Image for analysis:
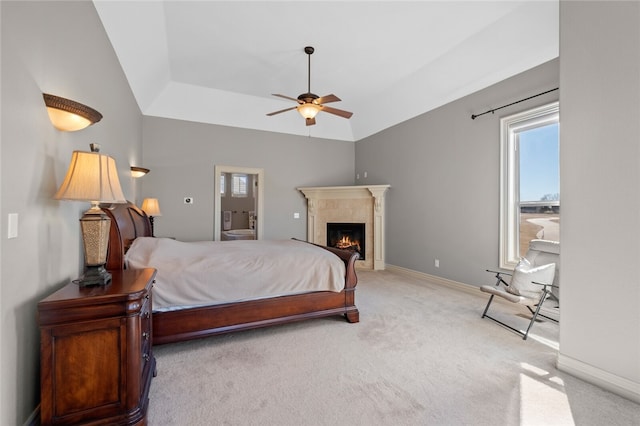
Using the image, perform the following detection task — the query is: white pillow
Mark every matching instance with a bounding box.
[507,258,556,299]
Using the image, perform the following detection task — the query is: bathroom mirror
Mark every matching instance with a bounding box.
[214,165,264,241]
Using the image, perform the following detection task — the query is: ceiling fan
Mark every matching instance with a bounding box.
[267,46,353,126]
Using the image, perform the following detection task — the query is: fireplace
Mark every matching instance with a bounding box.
[327,223,365,260]
[298,184,390,270]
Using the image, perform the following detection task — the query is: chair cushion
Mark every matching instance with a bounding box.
[507,258,556,299]
[480,285,542,305]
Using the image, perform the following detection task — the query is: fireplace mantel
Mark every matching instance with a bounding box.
[298,185,390,270]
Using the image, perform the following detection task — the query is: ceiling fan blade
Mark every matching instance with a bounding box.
[306,117,316,126]
[272,94,302,103]
[266,106,297,116]
[321,105,353,119]
[316,94,341,104]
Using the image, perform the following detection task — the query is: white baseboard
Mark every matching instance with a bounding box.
[557,354,640,404]
[385,264,480,296]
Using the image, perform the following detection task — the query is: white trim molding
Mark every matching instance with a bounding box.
[385,264,480,296]
[499,101,559,269]
[214,165,264,241]
[557,354,640,404]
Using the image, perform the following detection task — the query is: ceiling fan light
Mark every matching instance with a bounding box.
[298,103,320,119]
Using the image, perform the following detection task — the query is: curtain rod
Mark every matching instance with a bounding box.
[471,87,559,120]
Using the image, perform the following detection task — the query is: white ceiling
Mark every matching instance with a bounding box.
[94,1,558,142]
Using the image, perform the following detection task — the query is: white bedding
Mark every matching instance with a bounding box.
[124,237,346,311]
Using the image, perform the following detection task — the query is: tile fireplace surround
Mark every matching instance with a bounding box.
[298,185,390,270]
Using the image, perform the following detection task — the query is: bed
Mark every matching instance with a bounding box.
[102,201,360,345]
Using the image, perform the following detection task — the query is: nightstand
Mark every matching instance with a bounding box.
[38,268,156,425]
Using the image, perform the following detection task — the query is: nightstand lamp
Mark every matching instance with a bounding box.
[54,144,126,286]
[141,198,162,237]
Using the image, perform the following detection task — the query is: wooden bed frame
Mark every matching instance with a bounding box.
[102,202,360,345]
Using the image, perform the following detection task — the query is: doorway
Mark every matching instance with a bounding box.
[214,165,264,241]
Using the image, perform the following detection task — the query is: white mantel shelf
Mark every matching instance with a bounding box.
[297,185,391,199]
[298,185,390,270]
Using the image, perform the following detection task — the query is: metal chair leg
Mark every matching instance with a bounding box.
[482,295,495,318]
[522,289,549,340]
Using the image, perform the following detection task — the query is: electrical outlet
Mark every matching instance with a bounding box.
[184,197,194,204]
[293,212,300,219]
[434,259,440,268]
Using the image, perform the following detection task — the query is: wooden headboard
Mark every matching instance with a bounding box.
[101,201,152,270]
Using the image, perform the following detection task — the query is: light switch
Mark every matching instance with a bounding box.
[8,213,18,239]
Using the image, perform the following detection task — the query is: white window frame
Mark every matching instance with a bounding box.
[231,173,248,198]
[500,101,559,269]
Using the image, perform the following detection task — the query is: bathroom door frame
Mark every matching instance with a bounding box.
[214,165,264,241]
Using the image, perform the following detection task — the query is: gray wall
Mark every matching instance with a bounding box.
[355,59,559,287]
[141,117,355,242]
[1,2,143,424]
[558,1,639,395]
[2,2,639,423]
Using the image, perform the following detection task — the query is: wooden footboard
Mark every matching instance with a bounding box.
[153,246,359,345]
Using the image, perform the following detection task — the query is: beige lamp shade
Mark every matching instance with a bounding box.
[54,150,126,203]
[43,93,103,132]
[141,198,162,216]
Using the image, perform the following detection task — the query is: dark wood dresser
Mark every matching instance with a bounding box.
[38,268,156,425]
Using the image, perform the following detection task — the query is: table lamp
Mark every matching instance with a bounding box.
[54,144,126,286]
[141,198,162,237]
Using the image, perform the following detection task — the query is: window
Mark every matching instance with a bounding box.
[220,174,226,197]
[500,102,559,269]
[231,173,248,198]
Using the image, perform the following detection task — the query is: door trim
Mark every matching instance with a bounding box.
[214,165,264,241]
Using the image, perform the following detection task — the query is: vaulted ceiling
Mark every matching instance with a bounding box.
[94,1,558,141]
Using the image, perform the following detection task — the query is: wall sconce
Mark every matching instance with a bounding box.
[54,143,126,286]
[130,166,150,178]
[43,93,103,131]
[141,198,162,237]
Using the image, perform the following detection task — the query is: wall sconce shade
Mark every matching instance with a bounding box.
[130,166,150,178]
[43,93,103,131]
[141,198,162,237]
[55,144,126,286]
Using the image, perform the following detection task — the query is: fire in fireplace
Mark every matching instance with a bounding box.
[327,223,365,260]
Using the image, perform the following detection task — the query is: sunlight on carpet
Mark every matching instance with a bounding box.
[520,362,575,425]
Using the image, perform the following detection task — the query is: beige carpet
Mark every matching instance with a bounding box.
[148,270,640,425]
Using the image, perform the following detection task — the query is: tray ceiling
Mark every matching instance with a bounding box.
[94,1,558,141]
